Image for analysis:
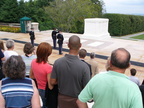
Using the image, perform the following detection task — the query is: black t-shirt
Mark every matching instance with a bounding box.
[0,49,5,80]
[0,49,4,67]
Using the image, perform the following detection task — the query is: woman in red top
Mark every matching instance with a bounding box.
[30,42,52,108]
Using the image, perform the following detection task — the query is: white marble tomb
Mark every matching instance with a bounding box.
[31,22,40,32]
[83,18,111,40]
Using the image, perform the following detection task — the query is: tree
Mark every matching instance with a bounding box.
[17,0,28,19]
[91,0,105,16]
[0,0,5,7]
[35,0,52,7]
[27,0,54,30]
[0,0,19,22]
[45,0,104,33]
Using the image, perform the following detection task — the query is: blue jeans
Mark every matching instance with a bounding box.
[38,89,47,108]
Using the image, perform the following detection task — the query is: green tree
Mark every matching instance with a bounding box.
[35,0,52,7]
[27,0,54,30]
[0,0,5,22]
[91,0,105,16]
[0,0,5,7]
[17,0,29,19]
[45,0,104,33]
[0,0,19,22]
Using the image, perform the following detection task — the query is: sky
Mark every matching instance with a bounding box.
[21,0,144,15]
[103,0,144,15]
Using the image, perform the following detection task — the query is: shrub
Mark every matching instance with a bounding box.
[103,14,144,36]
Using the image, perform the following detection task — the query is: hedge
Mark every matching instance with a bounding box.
[103,14,144,36]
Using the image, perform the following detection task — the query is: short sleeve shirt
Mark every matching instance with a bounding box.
[78,71,143,108]
[51,54,90,97]
[31,59,52,90]
[21,55,37,76]
[4,50,18,62]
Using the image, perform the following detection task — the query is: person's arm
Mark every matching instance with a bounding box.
[31,80,41,108]
[0,81,5,108]
[29,31,32,35]
[50,78,57,86]
[76,99,88,108]
[29,68,35,79]
[62,35,64,41]
[88,64,92,77]
[33,32,35,39]
[130,90,143,108]
[1,57,5,61]
[50,63,58,87]
[82,66,90,88]
[47,73,53,90]
[0,50,5,61]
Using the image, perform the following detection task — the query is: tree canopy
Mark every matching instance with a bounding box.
[0,0,18,22]
[45,0,104,33]
[0,0,104,33]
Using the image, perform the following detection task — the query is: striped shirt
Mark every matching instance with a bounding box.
[1,77,34,108]
[21,55,37,76]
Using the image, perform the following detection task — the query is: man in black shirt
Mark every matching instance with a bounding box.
[57,30,64,55]
[51,28,59,49]
[29,28,35,47]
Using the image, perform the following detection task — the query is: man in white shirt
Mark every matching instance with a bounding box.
[4,39,18,62]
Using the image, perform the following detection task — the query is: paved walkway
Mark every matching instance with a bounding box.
[113,31,144,41]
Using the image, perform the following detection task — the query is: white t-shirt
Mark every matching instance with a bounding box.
[4,50,18,62]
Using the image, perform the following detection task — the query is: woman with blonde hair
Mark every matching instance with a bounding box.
[30,42,52,108]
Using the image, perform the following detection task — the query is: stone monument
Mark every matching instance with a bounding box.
[83,18,111,40]
[31,22,39,32]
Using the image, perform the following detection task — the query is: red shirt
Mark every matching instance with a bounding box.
[31,59,52,90]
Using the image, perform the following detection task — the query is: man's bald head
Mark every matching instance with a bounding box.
[68,35,81,50]
[110,48,131,69]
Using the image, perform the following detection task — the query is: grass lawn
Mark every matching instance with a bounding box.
[131,34,144,40]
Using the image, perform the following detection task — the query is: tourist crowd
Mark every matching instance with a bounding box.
[0,35,143,108]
